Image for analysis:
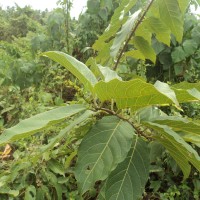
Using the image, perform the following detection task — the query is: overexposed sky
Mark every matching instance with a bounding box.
[0,0,199,18]
[0,0,87,19]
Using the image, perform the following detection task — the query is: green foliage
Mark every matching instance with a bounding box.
[0,0,200,199]
[75,116,135,194]
[102,137,150,200]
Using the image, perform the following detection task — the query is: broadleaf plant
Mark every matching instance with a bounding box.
[0,0,200,199]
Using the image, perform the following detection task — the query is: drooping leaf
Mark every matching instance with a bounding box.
[144,122,200,179]
[42,51,97,92]
[154,117,200,148]
[135,22,152,45]
[75,116,135,194]
[0,104,86,146]
[97,64,122,82]
[154,81,179,107]
[110,10,141,58]
[158,0,183,42]
[173,88,200,103]
[104,137,150,200]
[94,79,179,110]
[132,36,156,63]
[125,50,145,61]
[139,106,200,148]
[144,17,171,46]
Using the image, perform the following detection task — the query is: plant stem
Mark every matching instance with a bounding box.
[113,0,155,71]
[97,107,152,140]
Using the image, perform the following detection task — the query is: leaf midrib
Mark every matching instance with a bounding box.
[81,120,122,193]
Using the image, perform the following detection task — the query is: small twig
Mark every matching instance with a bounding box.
[113,0,155,71]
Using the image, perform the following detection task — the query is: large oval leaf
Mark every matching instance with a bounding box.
[94,79,178,110]
[42,51,98,92]
[104,137,150,200]
[75,116,135,194]
[158,0,183,42]
[0,104,86,146]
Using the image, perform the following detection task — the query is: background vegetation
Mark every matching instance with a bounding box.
[0,0,200,199]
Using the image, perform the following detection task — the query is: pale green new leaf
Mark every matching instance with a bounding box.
[159,0,183,43]
[171,81,200,102]
[125,50,145,61]
[135,22,152,45]
[94,79,178,110]
[0,105,86,146]
[177,0,190,13]
[172,81,200,91]
[110,10,141,58]
[97,65,122,82]
[42,51,97,92]
[173,88,200,103]
[144,17,171,46]
[144,122,200,179]
[132,36,156,63]
[154,81,179,107]
[104,137,150,200]
[75,116,135,194]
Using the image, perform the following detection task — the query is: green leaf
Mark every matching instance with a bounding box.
[97,64,122,82]
[183,39,198,57]
[92,0,137,65]
[0,104,86,146]
[93,0,137,51]
[139,106,200,148]
[0,187,19,197]
[132,36,156,63]
[159,0,183,42]
[172,81,200,91]
[177,0,190,13]
[110,10,141,58]
[173,87,200,103]
[48,159,65,176]
[171,46,186,63]
[94,79,178,110]
[144,122,200,179]
[87,0,100,14]
[40,110,94,155]
[42,51,97,92]
[75,116,135,194]
[154,118,200,148]
[174,64,184,76]
[25,185,36,200]
[154,81,179,107]
[104,137,150,200]
[144,17,171,46]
